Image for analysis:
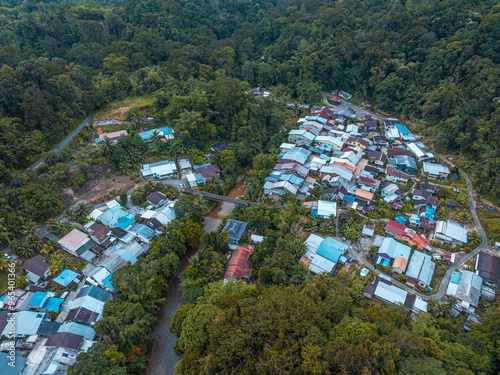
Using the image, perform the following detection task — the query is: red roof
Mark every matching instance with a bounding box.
[412,234,429,249]
[225,246,253,280]
[358,176,378,186]
[299,255,312,267]
[387,148,412,157]
[385,220,407,236]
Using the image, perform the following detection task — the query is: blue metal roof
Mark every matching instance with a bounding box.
[130,223,155,239]
[406,251,435,285]
[29,291,48,307]
[99,205,135,229]
[394,123,410,135]
[425,205,435,221]
[53,269,79,287]
[343,195,355,203]
[42,297,64,312]
[316,238,347,263]
[450,271,462,284]
[395,215,407,224]
[102,273,114,291]
[116,249,137,264]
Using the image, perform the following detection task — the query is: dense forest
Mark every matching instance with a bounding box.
[1,0,500,374]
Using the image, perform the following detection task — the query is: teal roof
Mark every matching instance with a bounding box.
[42,297,64,312]
[53,269,79,287]
[29,291,48,307]
[102,273,114,291]
[316,238,348,263]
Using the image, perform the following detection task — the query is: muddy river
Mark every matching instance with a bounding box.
[146,177,246,375]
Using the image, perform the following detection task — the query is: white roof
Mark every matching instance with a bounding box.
[279,143,296,149]
[315,136,344,148]
[186,173,196,182]
[414,298,428,312]
[87,266,111,284]
[2,311,46,337]
[423,162,450,175]
[442,220,468,243]
[346,124,358,133]
[87,209,103,221]
[386,128,400,139]
[106,200,120,209]
[374,281,407,305]
[141,210,156,219]
[317,200,337,217]
[407,142,426,158]
[305,233,324,252]
[272,180,298,195]
[251,234,265,243]
[362,226,374,236]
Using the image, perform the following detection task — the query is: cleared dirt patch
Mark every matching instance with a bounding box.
[94,95,154,122]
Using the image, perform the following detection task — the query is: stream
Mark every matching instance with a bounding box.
[146,177,246,375]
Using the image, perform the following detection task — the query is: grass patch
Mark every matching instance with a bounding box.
[94,95,155,122]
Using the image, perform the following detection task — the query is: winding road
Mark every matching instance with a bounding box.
[350,167,488,301]
[28,113,94,172]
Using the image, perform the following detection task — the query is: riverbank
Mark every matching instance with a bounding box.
[146,176,246,375]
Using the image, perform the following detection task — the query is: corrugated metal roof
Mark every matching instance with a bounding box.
[53,269,79,287]
[406,251,435,285]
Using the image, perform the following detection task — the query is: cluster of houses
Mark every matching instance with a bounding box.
[139,142,226,184]
[0,192,178,374]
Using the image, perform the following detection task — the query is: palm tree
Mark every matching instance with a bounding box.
[101,139,115,156]
[16,244,36,258]
[151,130,162,145]
[21,221,40,240]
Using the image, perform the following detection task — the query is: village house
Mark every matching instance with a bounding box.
[321,186,347,201]
[407,142,434,161]
[364,277,427,314]
[387,155,417,175]
[446,270,482,312]
[58,229,96,262]
[146,191,168,207]
[225,246,253,282]
[376,238,411,273]
[177,156,192,171]
[23,255,50,283]
[405,251,435,289]
[95,130,127,145]
[422,162,451,180]
[141,160,178,179]
[357,176,380,193]
[385,166,412,185]
[314,135,344,151]
[288,129,316,146]
[299,234,348,274]
[372,134,389,147]
[222,219,247,249]
[475,251,500,288]
[368,151,387,166]
[435,220,468,245]
[193,164,221,182]
[210,142,227,152]
[346,137,369,150]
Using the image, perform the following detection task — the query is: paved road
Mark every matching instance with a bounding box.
[28,113,94,172]
[351,168,487,301]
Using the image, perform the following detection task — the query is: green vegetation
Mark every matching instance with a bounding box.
[0,0,499,374]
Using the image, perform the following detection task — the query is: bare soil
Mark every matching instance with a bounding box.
[64,165,138,207]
